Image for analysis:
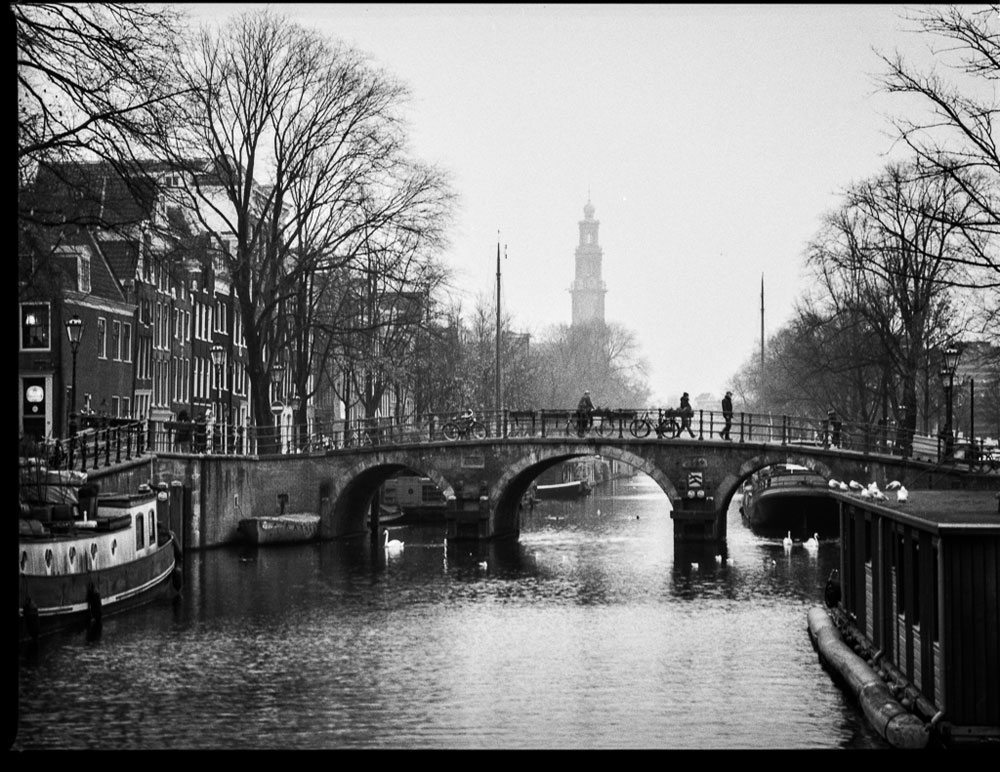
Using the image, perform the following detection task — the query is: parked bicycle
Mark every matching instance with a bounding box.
[442,415,488,440]
[628,409,680,439]
[629,411,656,438]
[591,408,619,438]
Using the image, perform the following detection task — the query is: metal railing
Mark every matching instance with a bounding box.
[18,418,150,474]
[20,407,995,474]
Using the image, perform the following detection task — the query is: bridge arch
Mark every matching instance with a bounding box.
[711,452,838,515]
[491,446,680,536]
[331,455,458,535]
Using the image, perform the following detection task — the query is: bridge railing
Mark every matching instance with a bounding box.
[240,407,932,459]
[18,418,150,475]
[22,408,969,471]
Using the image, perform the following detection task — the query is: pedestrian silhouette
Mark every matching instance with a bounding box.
[679,392,695,438]
[720,390,733,440]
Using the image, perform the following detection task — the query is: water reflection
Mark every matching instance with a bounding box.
[15,472,887,750]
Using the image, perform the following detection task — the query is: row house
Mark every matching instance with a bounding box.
[18,160,250,448]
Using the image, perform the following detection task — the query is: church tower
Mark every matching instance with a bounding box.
[570,198,606,326]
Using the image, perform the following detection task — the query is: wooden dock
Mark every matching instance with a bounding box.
[821,488,999,747]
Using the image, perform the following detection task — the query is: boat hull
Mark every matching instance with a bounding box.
[237,514,320,544]
[741,487,839,539]
[18,537,177,643]
[535,480,591,500]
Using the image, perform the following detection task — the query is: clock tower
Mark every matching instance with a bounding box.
[570,198,606,327]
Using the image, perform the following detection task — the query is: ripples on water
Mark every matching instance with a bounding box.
[14,474,888,750]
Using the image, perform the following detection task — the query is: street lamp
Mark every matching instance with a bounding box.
[210,344,226,452]
[65,314,84,436]
[270,364,285,453]
[940,345,961,460]
[289,389,301,453]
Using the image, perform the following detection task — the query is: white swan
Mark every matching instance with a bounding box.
[477,560,488,570]
[828,479,840,489]
[838,481,849,491]
[782,531,793,549]
[804,533,819,550]
[848,480,863,491]
[382,530,404,552]
[886,481,901,491]
[714,554,723,563]
[896,485,909,503]
[690,562,699,571]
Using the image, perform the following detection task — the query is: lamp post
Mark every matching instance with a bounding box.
[289,389,301,453]
[270,364,285,453]
[940,345,960,461]
[210,344,226,453]
[65,314,84,437]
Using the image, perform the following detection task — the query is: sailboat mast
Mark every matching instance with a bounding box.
[760,273,765,405]
[495,239,501,417]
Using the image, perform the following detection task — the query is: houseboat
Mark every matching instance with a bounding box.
[18,461,181,643]
[380,475,447,523]
[739,463,838,540]
[810,488,1000,748]
[236,513,321,544]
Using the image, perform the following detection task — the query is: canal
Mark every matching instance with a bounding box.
[13,473,889,749]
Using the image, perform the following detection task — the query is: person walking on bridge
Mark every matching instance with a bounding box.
[720,391,733,440]
[576,390,595,436]
[679,392,696,438]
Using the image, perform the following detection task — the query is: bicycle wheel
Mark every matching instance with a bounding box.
[630,418,651,438]
[595,416,617,438]
[442,422,460,440]
[470,421,487,440]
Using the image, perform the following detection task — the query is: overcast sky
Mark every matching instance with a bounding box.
[181,3,949,405]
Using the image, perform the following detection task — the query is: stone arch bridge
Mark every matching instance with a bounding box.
[217,435,930,545]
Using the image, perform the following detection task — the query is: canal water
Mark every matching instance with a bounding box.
[13,473,889,750]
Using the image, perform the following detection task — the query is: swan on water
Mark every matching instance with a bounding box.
[804,533,819,550]
[477,560,488,570]
[383,530,404,551]
[782,531,793,549]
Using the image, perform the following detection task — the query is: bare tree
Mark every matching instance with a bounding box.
[148,9,453,444]
[530,321,650,409]
[877,5,1000,333]
[806,162,970,444]
[17,3,186,210]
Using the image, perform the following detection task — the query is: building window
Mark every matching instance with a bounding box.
[96,317,107,359]
[111,395,120,417]
[122,397,131,419]
[122,323,132,362]
[83,393,92,414]
[77,251,91,293]
[20,302,50,350]
[111,320,121,361]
